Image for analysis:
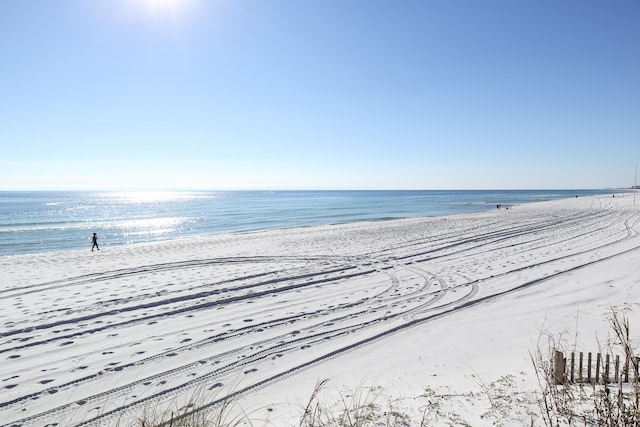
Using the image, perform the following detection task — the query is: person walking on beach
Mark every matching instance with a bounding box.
[91,233,99,251]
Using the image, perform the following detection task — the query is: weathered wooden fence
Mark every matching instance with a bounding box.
[553,350,640,385]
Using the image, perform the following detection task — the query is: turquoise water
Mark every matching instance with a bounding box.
[0,189,626,256]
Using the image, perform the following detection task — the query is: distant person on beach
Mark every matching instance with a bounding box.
[91,233,99,251]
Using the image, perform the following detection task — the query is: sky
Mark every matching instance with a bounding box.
[0,0,638,191]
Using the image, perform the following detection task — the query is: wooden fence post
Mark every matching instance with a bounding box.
[570,352,575,383]
[579,352,584,383]
[553,350,565,385]
[624,355,630,383]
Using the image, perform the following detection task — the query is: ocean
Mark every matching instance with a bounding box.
[0,189,626,256]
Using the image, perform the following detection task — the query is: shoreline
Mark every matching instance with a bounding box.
[2,194,640,425]
[1,189,632,258]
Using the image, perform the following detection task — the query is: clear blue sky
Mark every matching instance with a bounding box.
[1,0,638,190]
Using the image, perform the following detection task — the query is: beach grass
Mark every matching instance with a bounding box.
[125,309,640,427]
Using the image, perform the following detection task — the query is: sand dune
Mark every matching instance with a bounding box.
[2,194,640,426]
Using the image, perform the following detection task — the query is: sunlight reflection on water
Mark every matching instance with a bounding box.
[117,217,187,234]
[103,191,208,203]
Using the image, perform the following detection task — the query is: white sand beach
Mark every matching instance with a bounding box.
[2,194,640,426]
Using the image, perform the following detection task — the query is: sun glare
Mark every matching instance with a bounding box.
[136,0,193,15]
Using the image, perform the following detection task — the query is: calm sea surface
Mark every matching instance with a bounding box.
[0,190,626,256]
